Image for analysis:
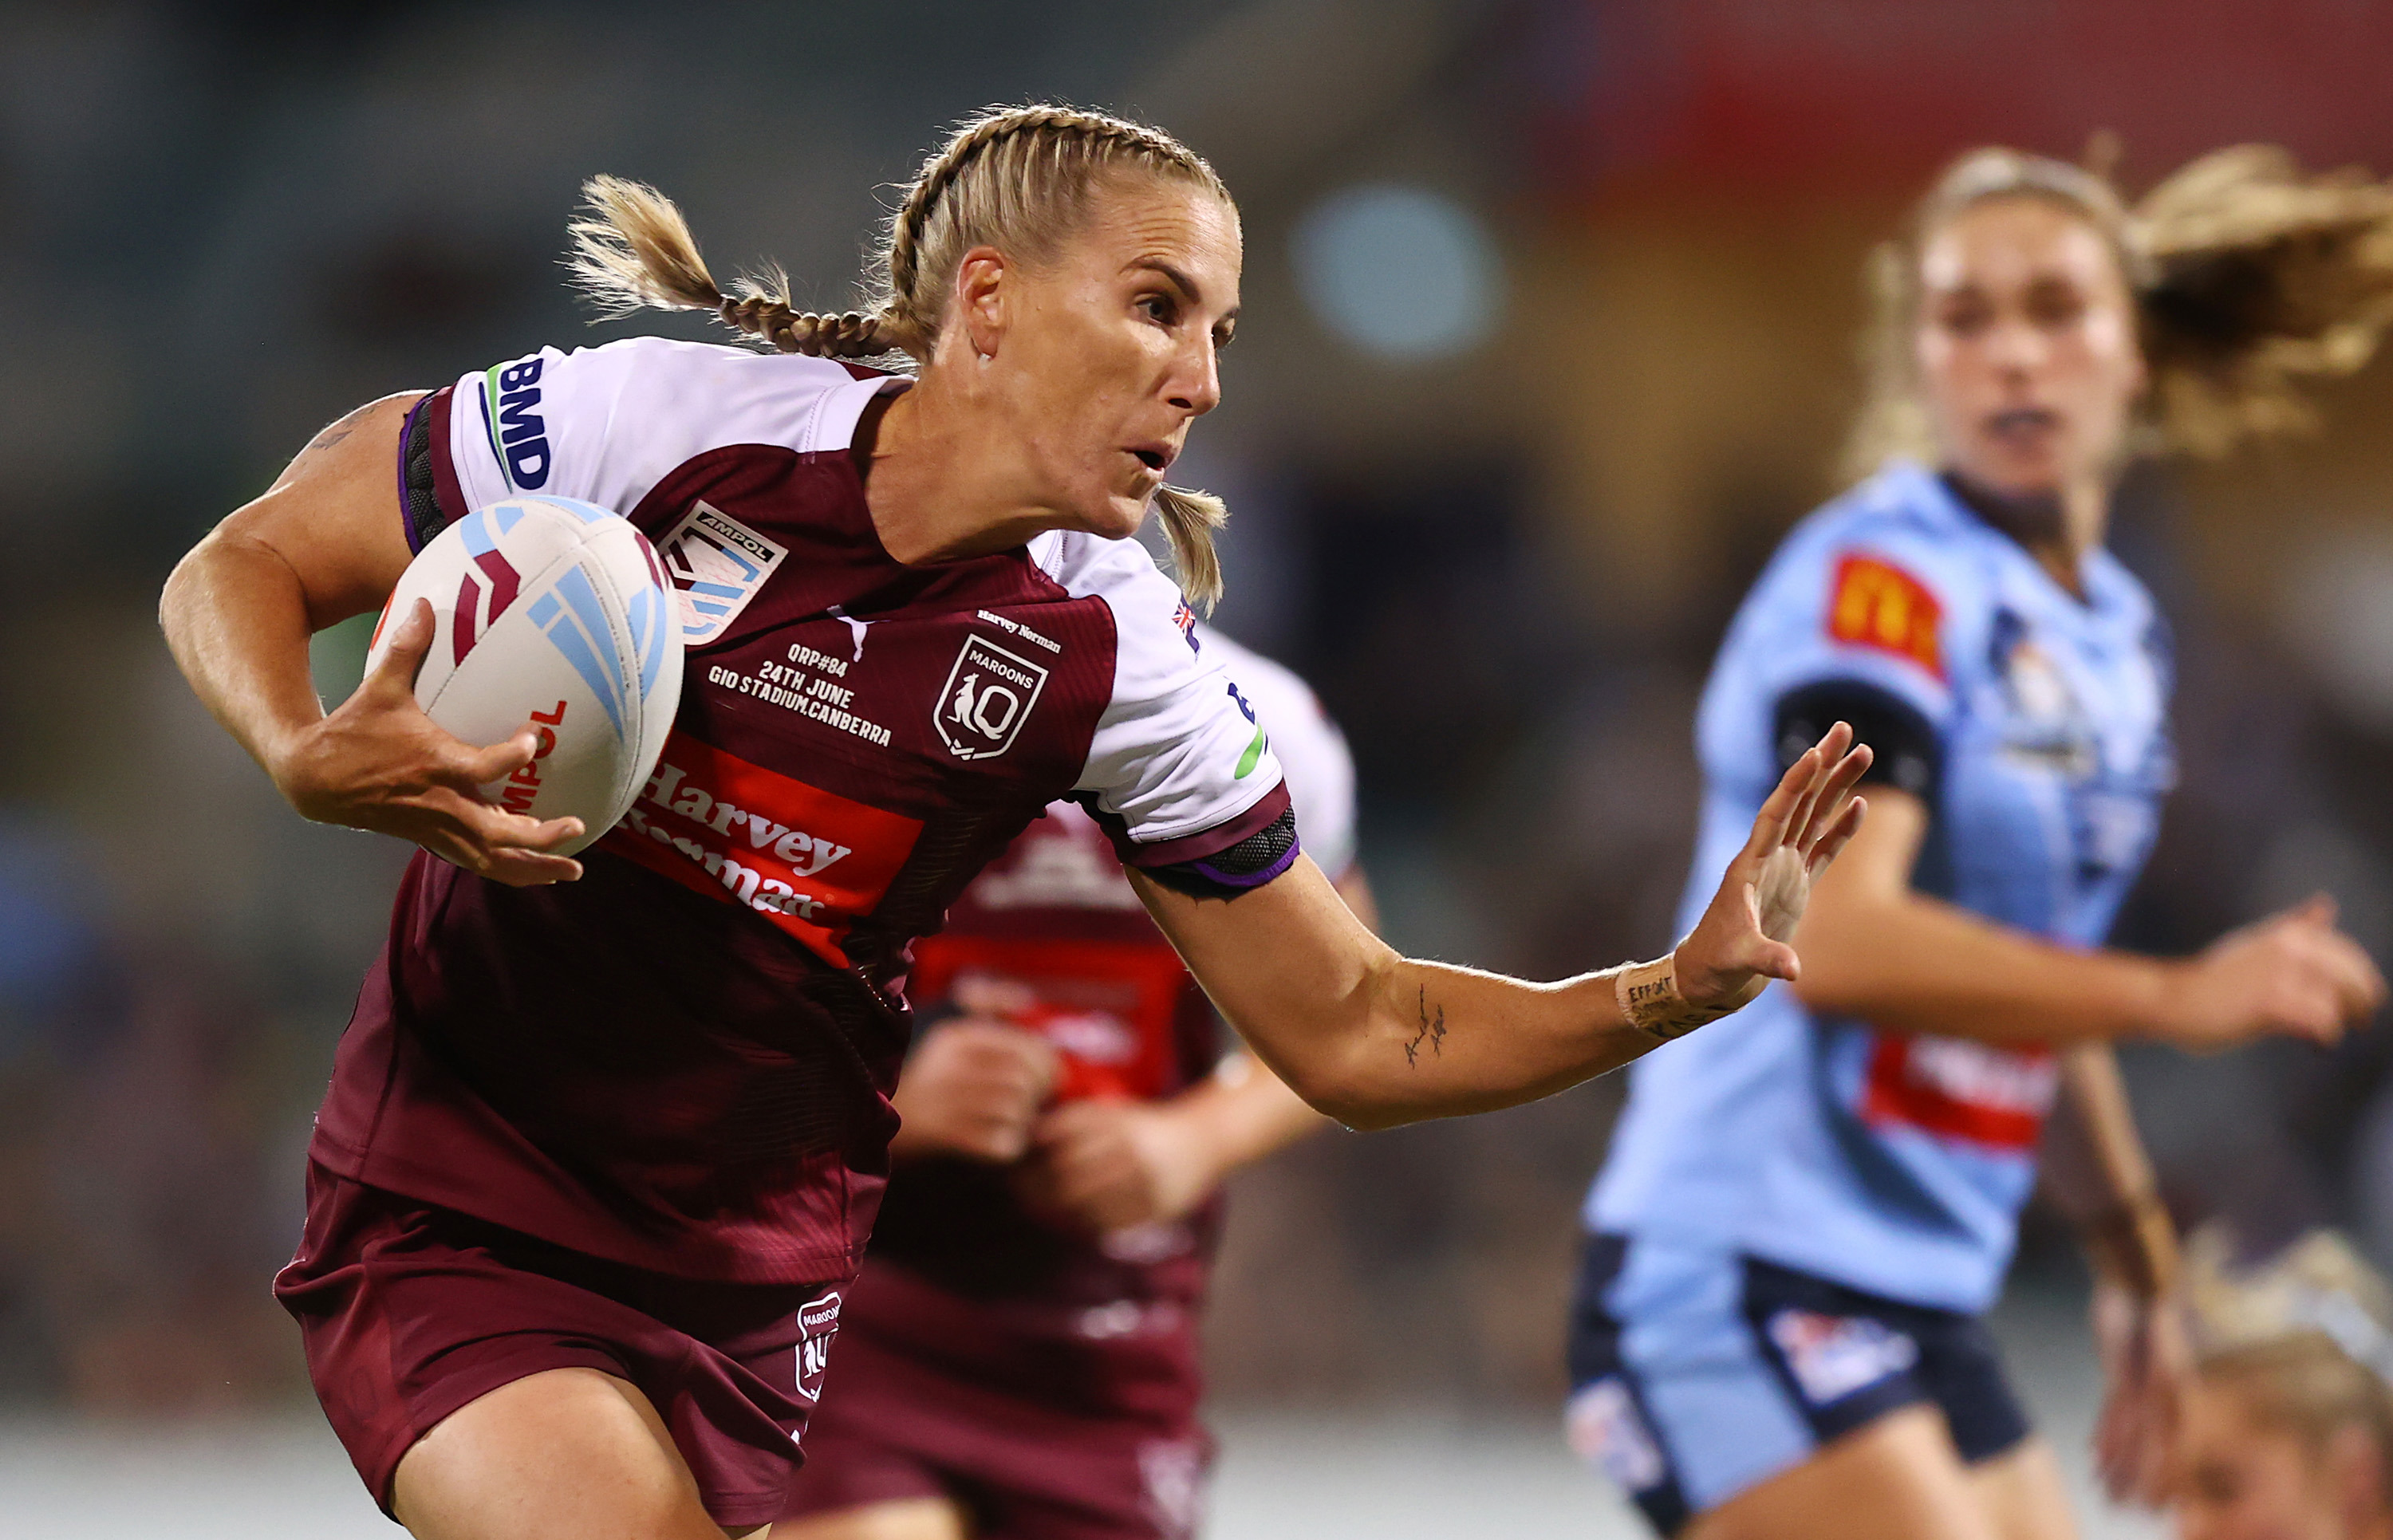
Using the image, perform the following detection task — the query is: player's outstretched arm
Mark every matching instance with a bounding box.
[1135,729,1869,1131]
[158,392,585,884]
[1792,786,2385,1049]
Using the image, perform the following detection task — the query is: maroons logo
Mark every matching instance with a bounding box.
[936,634,1050,761]
[794,1290,842,1403]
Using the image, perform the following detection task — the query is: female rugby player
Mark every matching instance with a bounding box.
[2175,1228,2393,1540]
[1569,144,2393,1540]
[779,625,1366,1540]
[160,105,1868,1540]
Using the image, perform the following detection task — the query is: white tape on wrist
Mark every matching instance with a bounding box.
[1614,955,1741,1042]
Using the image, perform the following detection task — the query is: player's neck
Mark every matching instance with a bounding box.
[857,373,1072,566]
[1940,468,2106,601]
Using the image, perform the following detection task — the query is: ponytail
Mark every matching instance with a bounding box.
[2135,145,2393,455]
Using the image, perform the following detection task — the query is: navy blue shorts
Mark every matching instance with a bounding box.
[1563,1232,2032,1535]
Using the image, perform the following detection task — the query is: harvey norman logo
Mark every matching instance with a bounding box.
[603,732,924,966]
[936,633,1050,761]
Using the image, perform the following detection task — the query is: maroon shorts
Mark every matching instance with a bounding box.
[274,1163,846,1530]
[782,1317,1210,1540]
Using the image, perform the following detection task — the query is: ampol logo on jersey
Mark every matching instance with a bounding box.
[657,501,790,645]
[936,633,1050,760]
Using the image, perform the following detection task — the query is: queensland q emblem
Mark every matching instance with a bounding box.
[794,1289,842,1404]
[936,634,1050,761]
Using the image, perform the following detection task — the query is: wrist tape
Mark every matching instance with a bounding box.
[1614,955,1747,1042]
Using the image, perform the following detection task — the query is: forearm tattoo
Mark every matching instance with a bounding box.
[1402,986,1448,1067]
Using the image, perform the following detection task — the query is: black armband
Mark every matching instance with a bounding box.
[399,393,449,553]
[1773,679,1942,800]
[1140,807,1301,900]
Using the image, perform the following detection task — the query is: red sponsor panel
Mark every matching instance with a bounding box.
[601,730,924,967]
[1859,1033,2056,1153]
[906,935,1189,1102]
[1828,553,1945,680]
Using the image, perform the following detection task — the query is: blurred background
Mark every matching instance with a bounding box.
[4,0,2392,1533]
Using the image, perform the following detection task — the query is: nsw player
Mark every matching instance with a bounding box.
[160,105,1868,1539]
[779,625,1366,1540]
[1571,147,2393,1540]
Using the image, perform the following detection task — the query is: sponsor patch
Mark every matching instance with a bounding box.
[1828,553,1944,679]
[936,633,1051,761]
[1566,1377,1668,1492]
[658,501,790,646]
[600,731,923,967]
[1766,1308,1918,1407]
[794,1290,842,1403]
[1859,1032,2058,1152]
[479,356,552,491]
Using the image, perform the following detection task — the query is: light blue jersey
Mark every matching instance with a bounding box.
[1587,463,2174,1313]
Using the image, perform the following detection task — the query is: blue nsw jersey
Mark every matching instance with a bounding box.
[1587,463,2175,1313]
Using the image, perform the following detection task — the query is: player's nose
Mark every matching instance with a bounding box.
[1165,339,1223,416]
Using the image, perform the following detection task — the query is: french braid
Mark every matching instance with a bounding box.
[565,106,1238,605]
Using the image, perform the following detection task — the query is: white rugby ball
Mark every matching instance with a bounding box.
[366,495,684,857]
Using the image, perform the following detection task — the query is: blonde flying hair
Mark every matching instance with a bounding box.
[2186,1226,2393,1485]
[566,104,1236,607]
[1844,143,2393,481]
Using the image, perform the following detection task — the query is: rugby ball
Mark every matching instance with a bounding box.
[366,495,684,857]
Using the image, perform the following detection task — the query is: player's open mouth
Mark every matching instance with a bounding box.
[1126,444,1173,474]
[1984,407,2060,447]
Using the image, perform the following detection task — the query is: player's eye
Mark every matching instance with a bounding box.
[2025,282,2087,330]
[1933,294,1993,337]
[1138,293,1177,325]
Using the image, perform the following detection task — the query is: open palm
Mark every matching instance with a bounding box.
[1676,723,1872,1012]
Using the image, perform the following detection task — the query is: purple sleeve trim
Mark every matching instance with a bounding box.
[1181,837,1302,892]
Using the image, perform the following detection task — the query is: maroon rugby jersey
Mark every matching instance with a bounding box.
[852,628,1357,1420]
[309,338,1291,1284]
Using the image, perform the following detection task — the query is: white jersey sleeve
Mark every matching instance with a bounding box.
[1032,532,1290,865]
[434,337,900,524]
[1194,624,1358,879]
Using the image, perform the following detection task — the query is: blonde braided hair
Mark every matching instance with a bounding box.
[1843,144,2393,479]
[566,104,1237,606]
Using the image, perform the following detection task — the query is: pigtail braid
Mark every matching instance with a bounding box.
[1153,483,1228,612]
[566,175,905,360]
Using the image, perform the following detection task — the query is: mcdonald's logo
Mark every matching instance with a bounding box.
[1827,553,1943,679]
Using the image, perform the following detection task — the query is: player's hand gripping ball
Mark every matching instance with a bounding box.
[358,497,684,865]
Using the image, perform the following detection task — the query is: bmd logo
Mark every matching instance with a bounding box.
[936,634,1049,761]
[479,356,552,490]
